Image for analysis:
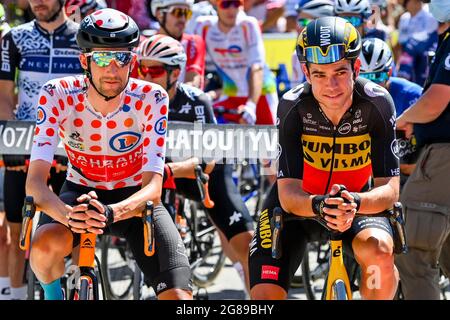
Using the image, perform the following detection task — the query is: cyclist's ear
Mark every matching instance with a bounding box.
[79,53,88,71]
[301,63,311,84]
[352,58,361,80]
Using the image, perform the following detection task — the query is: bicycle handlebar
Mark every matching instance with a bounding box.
[194,165,215,209]
[19,196,36,251]
[143,201,155,257]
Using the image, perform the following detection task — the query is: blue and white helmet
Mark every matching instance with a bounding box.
[296,0,335,18]
[335,0,372,19]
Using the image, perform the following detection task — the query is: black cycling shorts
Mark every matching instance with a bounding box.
[4,166,66,223]
[36,180,192,296]
[174,164,254,240]
[249,184,393,292]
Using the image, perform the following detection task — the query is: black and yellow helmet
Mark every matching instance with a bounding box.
[296,16,361,65]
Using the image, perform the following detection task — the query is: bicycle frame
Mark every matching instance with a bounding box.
[323,234,352,300]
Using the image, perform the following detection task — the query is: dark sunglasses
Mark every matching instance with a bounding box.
[86,51,133,68]
[163,6,193,19]
[218,0,243,10]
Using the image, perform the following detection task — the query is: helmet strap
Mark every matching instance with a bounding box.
[166,69,178,92]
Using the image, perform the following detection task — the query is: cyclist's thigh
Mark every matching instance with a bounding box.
[249,184,308,292]
[115,204,192,296]
[4,169,27,224]
[207,164,254,240]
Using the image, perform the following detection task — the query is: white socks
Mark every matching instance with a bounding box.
[0,277,11,300]
[10,285,27,300]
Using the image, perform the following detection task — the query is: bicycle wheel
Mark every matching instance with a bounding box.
[186,201,226,288]
[100,235,135,300]
[26,261,44,300]
[332,279,348,300]
[301,241,329,300]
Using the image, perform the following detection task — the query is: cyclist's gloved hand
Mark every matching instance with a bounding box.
[332,184,361,212]
[239,101,257,125]
[86,201,114,228]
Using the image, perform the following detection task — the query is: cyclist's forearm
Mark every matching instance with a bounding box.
[355,176,400,214]
[26,176,70,225]
[111,174,163,222]
[248,64,263,104]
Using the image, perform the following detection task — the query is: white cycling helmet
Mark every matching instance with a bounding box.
[335,0,372,18]
[137,34,187,70]
[360,38,393,73]
[150,0,194,18]
[296,0,335,18]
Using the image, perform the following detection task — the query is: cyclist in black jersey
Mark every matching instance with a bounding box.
[136,34,255,293]
[249,17,400,300]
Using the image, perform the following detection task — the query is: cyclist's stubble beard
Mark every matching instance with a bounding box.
[32,2,62,23]
[95,76,126,98]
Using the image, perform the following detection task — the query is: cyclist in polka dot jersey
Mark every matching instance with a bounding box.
[26,9,193,300]
[32,75,168,190]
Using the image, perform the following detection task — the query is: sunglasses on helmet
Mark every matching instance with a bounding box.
[218,0,243,10]
[304,44,347,64]
[162,6,193,19]
[360,72,390,83]
[85,51,134,68]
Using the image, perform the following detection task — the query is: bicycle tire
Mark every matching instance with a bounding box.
[79,277,91,300]
[100,235,134,300]
[187,201,226,288]
[132,264,143,300]
[332,279,348,300]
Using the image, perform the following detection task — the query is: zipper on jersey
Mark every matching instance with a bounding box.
[48,32,54,79]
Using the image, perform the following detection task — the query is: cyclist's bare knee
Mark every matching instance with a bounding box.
[353,229,394,268]
[157,288,193,300]
[250,284,286,300]
[31,224,73,262]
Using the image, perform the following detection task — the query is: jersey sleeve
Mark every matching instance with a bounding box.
[0,31,19,81]
[368,88,400,178]
[185,35,206,77]
[277,89,304,180]
[142,86,169,176]
[245,18,265,67]
[429,41,450,87]
[29,81,63,164]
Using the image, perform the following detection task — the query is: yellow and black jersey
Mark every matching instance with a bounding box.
[277,77,400,195]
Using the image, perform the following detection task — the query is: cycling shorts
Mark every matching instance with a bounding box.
[36,180,192,295]
[249,184,393,292]
[173,164,254,240]
[5,166,66,223]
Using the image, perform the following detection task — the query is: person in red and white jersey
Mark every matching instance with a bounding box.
[192,0,278,125]
[150,0,206,90]
[25,9,192,300]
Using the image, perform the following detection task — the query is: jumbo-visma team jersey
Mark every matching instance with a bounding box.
[30,75,169,190]
[193,14,276,97]
[277,78,400,195]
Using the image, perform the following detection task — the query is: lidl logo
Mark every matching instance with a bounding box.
[37,107,46,125]
[110,131,141,152]
[155,117,167,135]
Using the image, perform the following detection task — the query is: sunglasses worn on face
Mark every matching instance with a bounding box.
[163,6,193,19]
[304,44,347,64]
[218,0,243,10]
[86,51,133,68]
[297,18,311,27]
[341,15,364,27]
[360,72,390,83]
[139,65,176,78]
